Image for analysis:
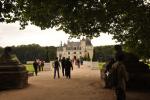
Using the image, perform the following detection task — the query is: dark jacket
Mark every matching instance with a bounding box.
[54,60,60,68]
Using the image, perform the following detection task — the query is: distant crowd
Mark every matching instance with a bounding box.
[32,57,84,79]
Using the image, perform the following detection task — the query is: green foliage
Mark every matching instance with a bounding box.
[148,64,150,69]
[1,0,150,59]
[0,44,57,64]
[98,62,105,70]
[123,43,150,60]
[0,47,3,55]
[24,64,34,72]
[93,45,114,61]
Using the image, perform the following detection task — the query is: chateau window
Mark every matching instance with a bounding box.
[68,52,70,54]
[74,52,76,54]
[74,47,76,50]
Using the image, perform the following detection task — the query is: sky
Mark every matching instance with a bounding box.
[0,22,117,47]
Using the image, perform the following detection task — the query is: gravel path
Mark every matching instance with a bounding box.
[0,65,149,100]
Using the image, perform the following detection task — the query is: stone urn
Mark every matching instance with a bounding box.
[0,64,28,89]
[0,47,28,89]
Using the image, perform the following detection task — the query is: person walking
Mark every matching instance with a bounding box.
[111,54,128,100]
[33,59,38,76]
[54,57,60,79]
[65,58,73,79]
[41,60,45,71]
[38,59,41,72]
[61,57,66,76]
[76,59,80,68]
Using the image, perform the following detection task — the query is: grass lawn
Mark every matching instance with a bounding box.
[24,64,34,72]
[98,62,105,70]
[148,64,150,69]
[98,62,150,70]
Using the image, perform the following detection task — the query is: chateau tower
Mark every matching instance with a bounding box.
[57,38,93,60]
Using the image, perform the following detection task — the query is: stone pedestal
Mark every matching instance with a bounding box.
[0,64,28,89]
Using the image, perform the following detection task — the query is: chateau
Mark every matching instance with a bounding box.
[57,38,93,60]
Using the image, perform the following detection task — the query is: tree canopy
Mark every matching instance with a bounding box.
[0,0,150,58]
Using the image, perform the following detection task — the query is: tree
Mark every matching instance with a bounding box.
[0,47,3,55]
[93,45,114,61]
[10,44,57,63]
[1,0,150,59]
[0,0,19,23]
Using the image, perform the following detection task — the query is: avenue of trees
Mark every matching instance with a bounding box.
[0,44,56,64]
[0,0,150,59]
[93,45,114,61]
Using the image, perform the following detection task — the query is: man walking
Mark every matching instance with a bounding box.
[61,57,66,76]
[65,58,73,79]
[54,57,60,79]
[41,60,45,71]
[33,59,38,76]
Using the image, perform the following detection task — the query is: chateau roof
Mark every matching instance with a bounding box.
[67,42,80,47]
[57,38,92,51]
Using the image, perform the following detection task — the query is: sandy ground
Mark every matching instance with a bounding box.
[0,65,150,100]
